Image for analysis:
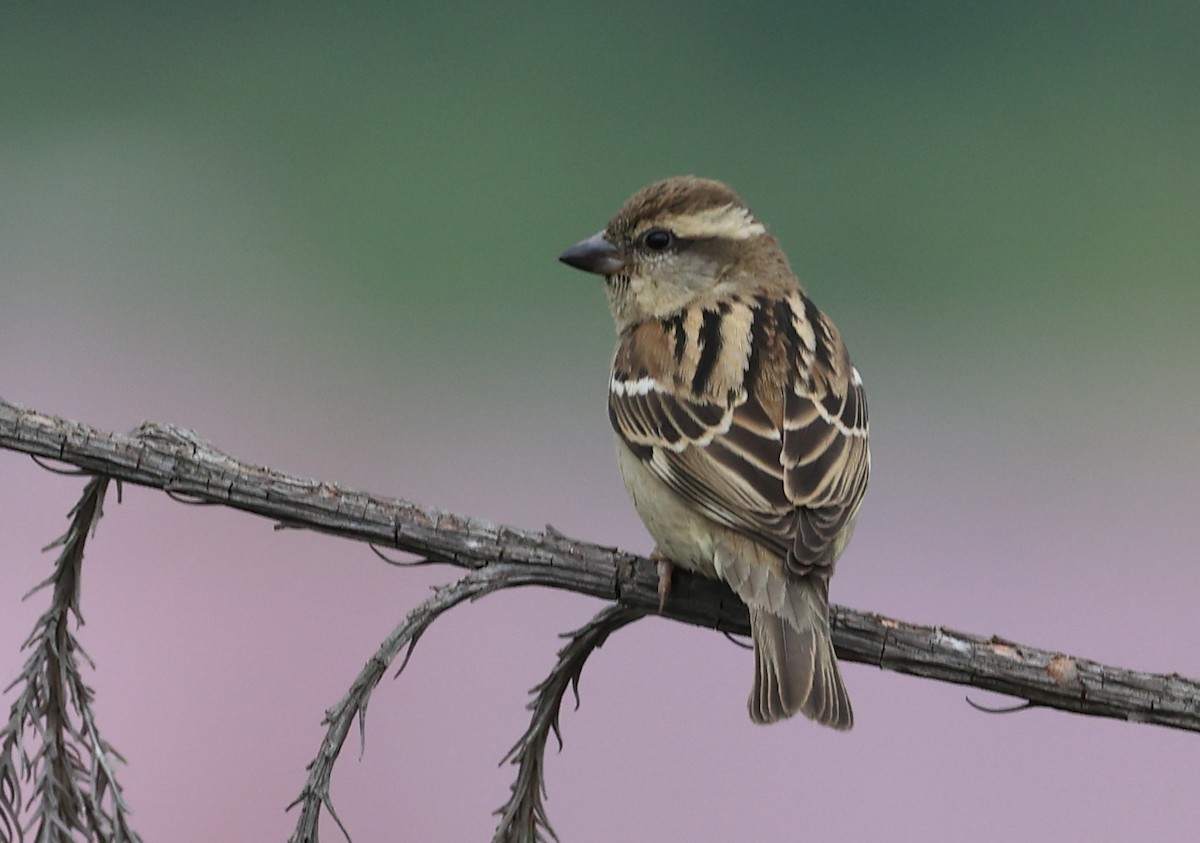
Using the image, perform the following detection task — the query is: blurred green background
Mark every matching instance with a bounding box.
[2,3,1198,841]
[6,1,1197,415]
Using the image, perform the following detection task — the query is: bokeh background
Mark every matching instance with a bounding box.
[2,2,1198,840]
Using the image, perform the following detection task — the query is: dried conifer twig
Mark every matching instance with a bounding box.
[493,605,647,843]
[0,477,142,843]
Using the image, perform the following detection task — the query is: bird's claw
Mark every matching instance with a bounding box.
[650,550,674,613]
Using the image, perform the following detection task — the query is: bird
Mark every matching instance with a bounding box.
[558,176,869,728]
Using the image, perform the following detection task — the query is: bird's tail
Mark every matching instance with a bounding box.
[748,578,852,729]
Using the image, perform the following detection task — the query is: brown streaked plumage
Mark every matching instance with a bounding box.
[559,176,869,728]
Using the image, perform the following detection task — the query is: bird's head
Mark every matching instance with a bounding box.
[559,176,793,329]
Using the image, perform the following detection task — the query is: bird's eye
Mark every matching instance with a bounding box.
[642,228,674,251]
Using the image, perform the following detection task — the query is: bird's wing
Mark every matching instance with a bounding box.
[609,292,869,570]
[780,304,870,574]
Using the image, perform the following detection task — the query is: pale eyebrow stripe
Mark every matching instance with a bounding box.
[660,204,766,240]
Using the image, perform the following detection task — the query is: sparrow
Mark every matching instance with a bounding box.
[558,177,869,728]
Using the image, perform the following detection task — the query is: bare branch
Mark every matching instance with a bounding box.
[3,400,1196,735]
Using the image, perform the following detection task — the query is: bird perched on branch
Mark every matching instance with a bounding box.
[559,177,869,728]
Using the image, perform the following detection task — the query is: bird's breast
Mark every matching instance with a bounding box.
[614,437,722,579]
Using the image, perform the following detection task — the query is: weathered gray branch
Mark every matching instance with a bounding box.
[2,398,1198,734]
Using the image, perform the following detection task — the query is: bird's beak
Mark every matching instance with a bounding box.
[558,231,625,276]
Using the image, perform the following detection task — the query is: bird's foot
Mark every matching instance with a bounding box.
[650,550,674,613]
